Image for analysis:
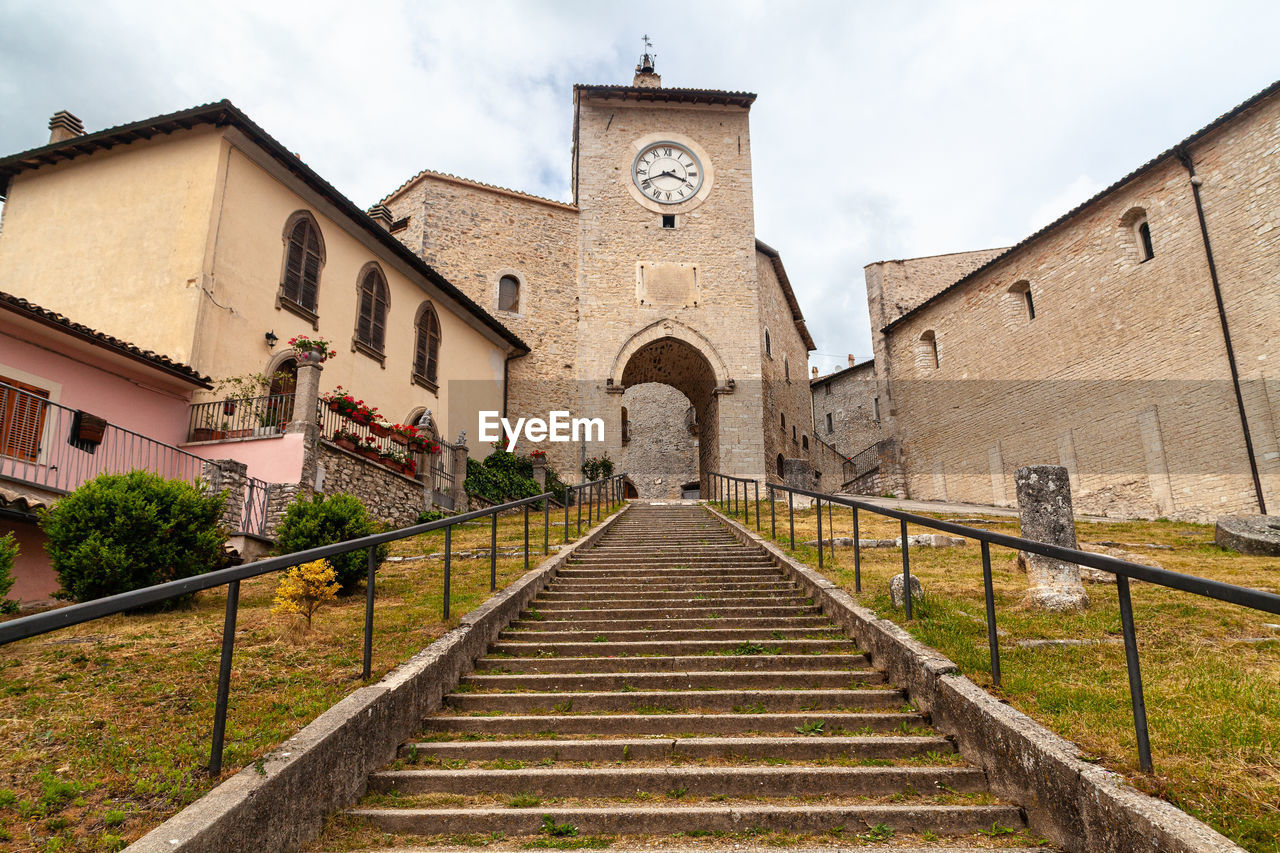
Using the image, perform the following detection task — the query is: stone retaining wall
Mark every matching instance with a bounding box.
[316,441,430,527]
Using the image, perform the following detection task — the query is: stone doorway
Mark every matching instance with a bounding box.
[617,335,720,494]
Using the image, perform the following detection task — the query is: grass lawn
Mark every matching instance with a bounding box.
[0,500,620,853]
[718,498,1280,853]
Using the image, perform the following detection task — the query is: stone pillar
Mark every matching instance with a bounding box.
[286,361,322,440]
[1015,465,1089,612]
[202,458,248,532]
[450,431,469,512]
[532,457,547,490]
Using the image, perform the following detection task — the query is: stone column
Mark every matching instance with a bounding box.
[1015,465,1089,612]
[286,361,322,440]
[450,431,469,512]
[202,458,248,532]
[532,457,547,490]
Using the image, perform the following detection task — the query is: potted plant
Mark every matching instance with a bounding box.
[321,387,360,418]
[357,436,382,462]
[332,428,360,452]
[289,334,337,364]
[369,419,391,439]
[388,423,416,446]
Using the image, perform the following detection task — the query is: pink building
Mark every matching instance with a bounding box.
[0,291,213,603]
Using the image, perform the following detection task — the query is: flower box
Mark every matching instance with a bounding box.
[389,432,409,446]
[192,428,227,442]
[369,423,391,438]
[358,446,381,462]
[335,436,357,452]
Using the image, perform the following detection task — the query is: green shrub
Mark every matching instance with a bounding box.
[464,449,541,505]
[273,493,385,593]
[581,454,613,482]
[39,472,226,603]
[415,509,447,525]
[0,531,18,613]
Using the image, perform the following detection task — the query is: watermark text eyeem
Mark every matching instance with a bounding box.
[479,411,604,452]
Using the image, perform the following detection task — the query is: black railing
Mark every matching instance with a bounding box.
[1,382,269,537]
[562,474,628,543]
[187,393,295,442]
[708,472,760,531]
[844,440,881,484]
[0,490,583,776]
[711,475,1280,775]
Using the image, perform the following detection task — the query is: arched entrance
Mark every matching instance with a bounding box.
[616,334,722,494]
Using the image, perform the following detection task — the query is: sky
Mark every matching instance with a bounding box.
[1,0,1277,375]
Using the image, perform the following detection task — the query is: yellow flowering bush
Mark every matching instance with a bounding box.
[271,559,341,628]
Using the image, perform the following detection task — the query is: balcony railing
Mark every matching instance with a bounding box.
[1,382,268,537]
[316,399,448,485]
[187,393,295,443]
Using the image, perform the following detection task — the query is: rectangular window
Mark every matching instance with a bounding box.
[873,397,881,422]
[661,214,676,229]
[826,412,833,433]
[0,375,50,462]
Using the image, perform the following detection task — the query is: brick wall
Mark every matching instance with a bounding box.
[873,91,1280,521]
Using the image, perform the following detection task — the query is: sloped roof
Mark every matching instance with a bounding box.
[882,78,1280,334]
[756,239,817,352]
[574,84,756,108]
[0,100,529,354]
[379,166,576,211]
[0,291,211,387]
[811,359,875,387]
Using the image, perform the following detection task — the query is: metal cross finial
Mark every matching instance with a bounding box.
[643,34,652,51]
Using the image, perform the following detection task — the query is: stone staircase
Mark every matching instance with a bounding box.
[334,502,1041,850]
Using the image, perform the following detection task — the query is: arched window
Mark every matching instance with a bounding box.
[802,434,809,451]
[354,264,390,358]
[1121,207,1154,262]
[764,328,772,357]
[413,302,441,389]
[279,212,324,321]
[1009,280,1035,320]
[777,453,785,476]
[498,275,521,313]
[918,330,939,370]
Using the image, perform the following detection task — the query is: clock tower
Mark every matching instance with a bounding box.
[381,51,817,497]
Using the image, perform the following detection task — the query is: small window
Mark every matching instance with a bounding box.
[802,434,809,450]
[781,412,786,429]
[355,265,390,355]
[764,329,771,357]
[1138,221,1154,262]
[784,357,790,382]
[1009,281,1035,320]
[498,275,521,313]
[661,214,676,229]
[621,406,630,444]
[792,425,797,443]
[413,302,441,388]
[873,397,881,422]
[918,330,939,370]
[777,453,785,475]
[824,383,831,396]
[826,412,833,433]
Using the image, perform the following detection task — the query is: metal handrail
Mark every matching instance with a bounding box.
[711,474,1280,775]
[561,473,628,543]
[0,490,564,775]
[708,472,760,531]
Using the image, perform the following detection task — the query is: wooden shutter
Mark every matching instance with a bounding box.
[300,225,321,310]
[426,306,440,383]
[414,308,430,378]
[283,220,307,304]
[0,376,49,463]
[357,273,374,344]
[371,276,388,351]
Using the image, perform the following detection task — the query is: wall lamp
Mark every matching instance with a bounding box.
[265,330,279,349]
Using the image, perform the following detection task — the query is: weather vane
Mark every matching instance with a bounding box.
[638,34,656,73]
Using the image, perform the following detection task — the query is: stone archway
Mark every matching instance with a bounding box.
[617,334,722,493]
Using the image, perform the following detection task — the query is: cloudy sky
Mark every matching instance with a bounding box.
[2,0,1276,373]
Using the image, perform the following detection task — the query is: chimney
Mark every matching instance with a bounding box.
[848,354,856,367]
[367,203,393,230]
[48,110,85,144]
[811,366,819,379]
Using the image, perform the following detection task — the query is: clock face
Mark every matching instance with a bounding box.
[632,142,703,204]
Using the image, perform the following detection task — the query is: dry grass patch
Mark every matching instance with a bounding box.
[0,502,620,852]
[723,499,1280,853]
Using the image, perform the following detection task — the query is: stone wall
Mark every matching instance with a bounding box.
[620,382,698,498]
[757,249,818,485]
[316,441,430,527]
[811,360,882,458]
[872,89,1280,521]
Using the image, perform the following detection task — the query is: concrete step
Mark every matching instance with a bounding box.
[487,638,857,656]
[475,654,871,673]
[443,688,905,714]
[349,804,1025,837]
[419,711,930,736]
[498,627,844,643]
[506,616,835,633]
[543,581,799,593]
[560,564,780,575]
[534,592,811,605]
[399,735,953,762]
[368,764,988,797]
[457,670,884,692]
[519,601,819,614]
